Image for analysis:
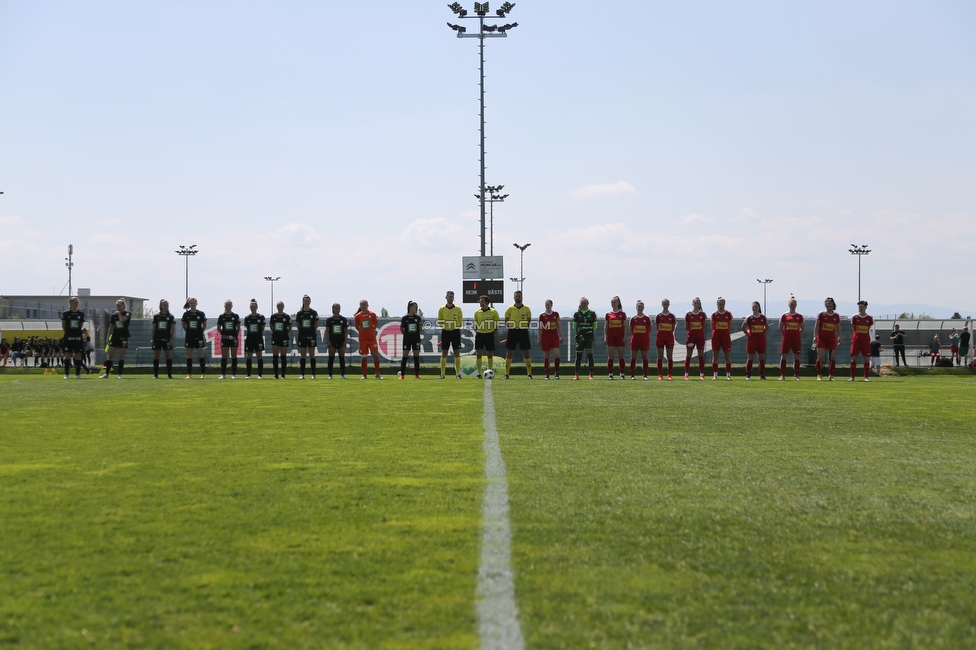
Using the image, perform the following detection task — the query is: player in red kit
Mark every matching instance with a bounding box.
[742,301,768,380]
[684,297,707,380]
[539,299,561,379]
[605,296,627,379]
[849,300,874,382]
[815,297,842,381]
[711,297,734,380]
[655,298,676,380]
[629,300,652,380]
[779,297,805,380]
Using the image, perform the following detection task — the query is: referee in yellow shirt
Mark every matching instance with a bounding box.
[504,290,533,379]
[437,290,464,379]
[473,295,500,378]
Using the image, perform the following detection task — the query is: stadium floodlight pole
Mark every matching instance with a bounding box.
[447,2,518,257]
[848,244,871,302]
[513,241,530,294]
[756,278,773,315]
[65,244,74,297]
[475,184,508,255]
[264,276,281,308]
[175,244,199,301]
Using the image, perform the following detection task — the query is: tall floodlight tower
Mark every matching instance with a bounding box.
[447,2,518,256]
[848,244,871,302]
[176,245,199,301]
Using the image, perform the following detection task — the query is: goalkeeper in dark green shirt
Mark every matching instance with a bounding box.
[572,297,598,380]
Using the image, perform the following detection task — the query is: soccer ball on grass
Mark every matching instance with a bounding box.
[484,369,494,379]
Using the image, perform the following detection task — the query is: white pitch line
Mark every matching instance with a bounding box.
[477,380,524,650]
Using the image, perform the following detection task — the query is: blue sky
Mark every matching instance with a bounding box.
[2,1,974,318]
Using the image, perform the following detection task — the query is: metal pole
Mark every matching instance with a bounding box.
[478,18,486,257]
[264,276,280,308]
[848,244,871,303]
[65,244,74,297]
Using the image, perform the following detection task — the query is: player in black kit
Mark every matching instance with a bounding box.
[325,303,349,380]
[269,301,291,379]
[295,295,319,379]
[217,299,241,379]
[182,297,208,379]
[399,301,423,379]
[243,299,266,379]
[152,298,177,378]
[100,298,132,378]
[61,296,86,379]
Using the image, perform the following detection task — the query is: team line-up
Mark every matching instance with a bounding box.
[57,290,883,383]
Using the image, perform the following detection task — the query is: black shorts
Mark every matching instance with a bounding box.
[506,329,531,351]
[575,332,595,353]
[152,339,172,351]
[109,335,128,349]
[441,329,461,352]
[185,338,205,350]
[474,332,495,353]
[245,336,264,353]
[402,336,421,352]
[272,334,290,349]
[220,336,239,351]
[328,335,346,351]
[297,332,317,348]
[63,338,85,353]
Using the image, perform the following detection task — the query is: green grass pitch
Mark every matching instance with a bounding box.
[1,373,975,648]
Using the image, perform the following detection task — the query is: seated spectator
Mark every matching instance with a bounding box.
[930,334,941,366]
[0,338,9,366]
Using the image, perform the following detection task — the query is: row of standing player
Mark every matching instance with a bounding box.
[57,292,875,383]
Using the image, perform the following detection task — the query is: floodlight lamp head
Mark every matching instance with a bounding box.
[498,22,518,32]
[499,193,509,199]
[497,2,515,16]
[474,2,488,16]
[483,24,497,32]
[448,2,464,14]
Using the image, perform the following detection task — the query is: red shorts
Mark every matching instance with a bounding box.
[630,335,650,351]
[950,345,959,354]
[540,332,561,352]
[780,335,802,355]
[359,339,378,355]
[850,338,871,358]
[606,331,625,347]
[656,333,675,347]
[816,335,837,351]
[746,336,766,355]
[711,335,731,353]
[686,333,705,348]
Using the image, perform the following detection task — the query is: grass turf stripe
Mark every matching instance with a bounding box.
[477,379,525,650]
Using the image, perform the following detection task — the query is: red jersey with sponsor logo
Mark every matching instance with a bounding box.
[851,314,874,341]
[630,314,652,345]
[711,311,733,339]
[745,314,768,341]
[656,312,676,343]
[539,311,561,343]
[605,311,627,334]
[780,312,804,337]
[685,311,707,341]
[817,311,841,340]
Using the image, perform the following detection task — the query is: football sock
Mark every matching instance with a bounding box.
[221,358,228,375]
[246,359,252,375]
[780,359,787,376]
[64,358,71,376]
[657,358,663,375]
[273,355,280,375]
[487,357,493,370]
[199,358,207,374]
[554,358,559,373]
[118,360,125,376]
[850,361,857,379]
[362,359,368,376]
[257,358,263,376]
[759,360,765,377]
[667,359,673,375]
[575,357,582,373]
[816,360,822,375]
[619,359,626,376]
[642,359,649,376]
[607,359,614,375]
[187,359,193,375]
[279,354,287,376]
[794,359,801,376]
[231,357,237,375]
[338,356,344,375]
[525,359,532,377]
[309,358,316,375]
[328,355,335,376]
[630,359,636,375]
[699,357,705,376]
[453,357,459,376]
[506,358,512,375]
[441,358,447,376]
[166,359,173,375]
[725,362,731,375]
[587,353,594,374]
[153,359,160,375]
[544,359,549,375]
[864,362,870,378]
[684,358,691,374]
[413,356,420,376]
[712,361,718,375]
[401,356,408,375]
[105,360,113,374]
[300,358,307,374]
[828,361,836,376]
[746,360,753,377]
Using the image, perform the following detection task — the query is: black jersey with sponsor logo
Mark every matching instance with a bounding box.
[182,310,207,339]
[61,310,86,341]
[324,315,349,340]
[269,312,291,335]
[217,312,241,337]
[110,311,132,338]
[244,313,266,338]
[152,313,176,340]
[400,314,423,343]
[296,309,319,336]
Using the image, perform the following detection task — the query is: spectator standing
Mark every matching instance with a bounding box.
[929,334,941,366]
[890,324,908,367]
[959,326,971,367]
[870,336,882,376]
[949,329,960,366]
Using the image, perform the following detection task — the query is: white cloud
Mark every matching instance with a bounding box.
[0,215,24,226]
[736,207,760,222]
[96,218,121,226]
[568,181,637,199]
[400,218,469,248]
[678,212,711,225]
